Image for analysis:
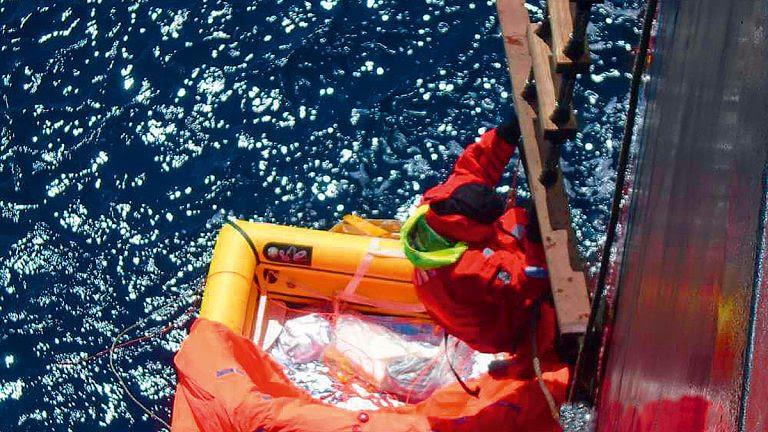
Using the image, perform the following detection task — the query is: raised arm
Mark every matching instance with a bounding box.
[423,118,521,204]
[450,124,519,186]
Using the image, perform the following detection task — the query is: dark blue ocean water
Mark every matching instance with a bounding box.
[0,0,640,430]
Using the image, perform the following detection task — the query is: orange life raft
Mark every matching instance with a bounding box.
[170,219,570,432]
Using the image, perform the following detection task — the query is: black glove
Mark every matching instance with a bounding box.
[496,112,521,145]
[431,183,505,224]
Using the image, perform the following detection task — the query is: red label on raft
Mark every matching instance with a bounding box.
[263,242,313,266]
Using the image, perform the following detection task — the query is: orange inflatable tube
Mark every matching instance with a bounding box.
[200,220,424,338]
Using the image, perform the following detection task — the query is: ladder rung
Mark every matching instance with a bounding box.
[526,23,578,140]
[549,0,590,72]
[539,141,572,230]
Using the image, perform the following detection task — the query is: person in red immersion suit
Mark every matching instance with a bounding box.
[398,113,570,427]
[400,111,559,357]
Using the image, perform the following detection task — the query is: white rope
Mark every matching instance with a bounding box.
[531,304,560,422]
[108,286,201,430]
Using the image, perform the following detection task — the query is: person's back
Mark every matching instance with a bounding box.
[400,116,570,428]
[401,115,556,357]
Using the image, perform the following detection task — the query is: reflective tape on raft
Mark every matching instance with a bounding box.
[337,238,426,314]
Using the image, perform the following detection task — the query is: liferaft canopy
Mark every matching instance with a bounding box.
[171,318,569,432]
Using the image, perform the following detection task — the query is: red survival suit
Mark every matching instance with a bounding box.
[406,127,557,356]
[396,125,571,430]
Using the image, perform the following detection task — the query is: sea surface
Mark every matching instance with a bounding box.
[0,0,641,430]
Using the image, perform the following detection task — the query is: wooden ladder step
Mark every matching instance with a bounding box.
[526,23,578,140]
[549,0,590,72]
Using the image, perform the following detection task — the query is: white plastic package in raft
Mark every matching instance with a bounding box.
[260,301,497,410]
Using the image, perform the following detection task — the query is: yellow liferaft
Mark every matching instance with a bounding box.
[199,220,421,338]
